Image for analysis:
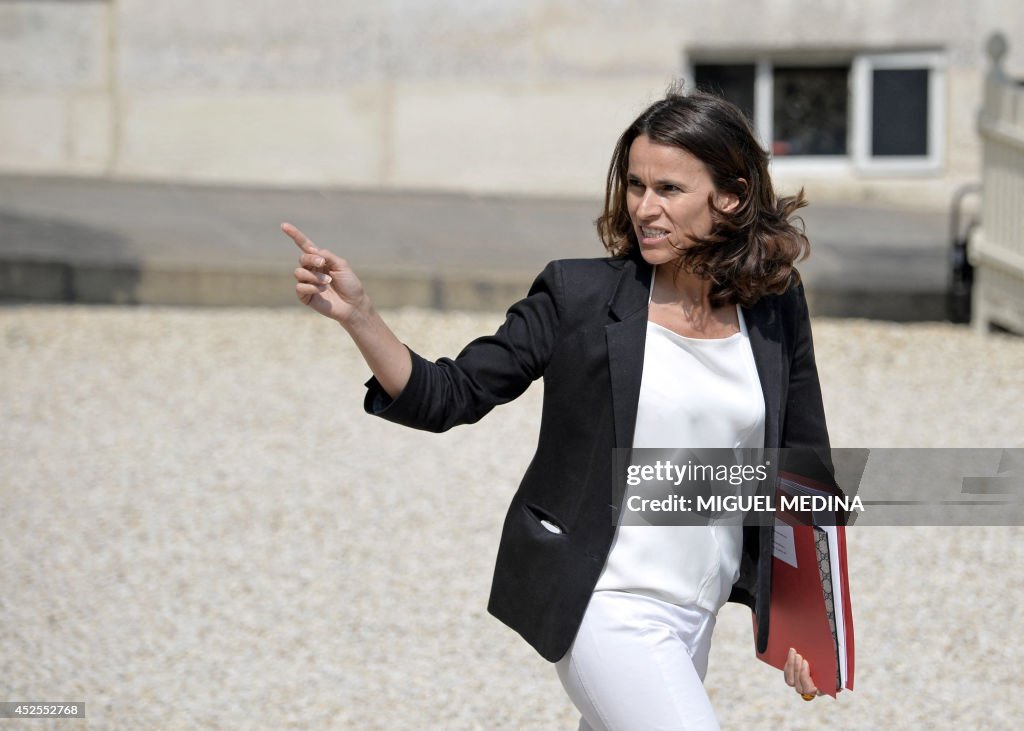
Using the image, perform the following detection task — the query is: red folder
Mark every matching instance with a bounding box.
[754,472,855,698]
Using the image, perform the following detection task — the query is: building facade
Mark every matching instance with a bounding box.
[1,0,1022,207]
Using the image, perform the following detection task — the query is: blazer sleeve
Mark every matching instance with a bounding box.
[781,281,831,450]
[362,260,563,432]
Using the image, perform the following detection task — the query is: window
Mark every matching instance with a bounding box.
[772,65,849,156]
[871,69,929,156]
[691,51,945,172]
[692,64,756,122]
[851,53,944,171]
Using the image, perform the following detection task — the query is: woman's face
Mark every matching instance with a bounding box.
[625,134,735,266]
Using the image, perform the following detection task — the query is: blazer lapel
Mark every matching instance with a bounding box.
[605,258,653,449]
[742,298,783,449]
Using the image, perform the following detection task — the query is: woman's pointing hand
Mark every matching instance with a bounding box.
[283,222,368,324]
[282,221,411,398]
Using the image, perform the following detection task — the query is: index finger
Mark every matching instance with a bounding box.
[281,222,317,254]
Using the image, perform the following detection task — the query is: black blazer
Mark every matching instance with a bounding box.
[364,253,830,662]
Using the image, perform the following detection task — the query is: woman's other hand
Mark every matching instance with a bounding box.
[783,647,820,700]
[283,222,368,324]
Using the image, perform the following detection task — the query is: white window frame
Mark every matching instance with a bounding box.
[851,51,945,174]
[685,50,945,176]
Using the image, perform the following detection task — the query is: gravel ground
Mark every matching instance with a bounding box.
[1,305,1023,731]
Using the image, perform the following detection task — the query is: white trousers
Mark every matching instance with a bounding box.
[555,591,721,731]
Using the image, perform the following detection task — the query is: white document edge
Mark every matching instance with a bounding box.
[822,525,848,688]
[773,520,798,568]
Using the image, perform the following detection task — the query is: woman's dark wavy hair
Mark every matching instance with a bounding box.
[596,85,810,307]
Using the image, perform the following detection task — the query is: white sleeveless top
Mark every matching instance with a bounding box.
[594,277,766,613]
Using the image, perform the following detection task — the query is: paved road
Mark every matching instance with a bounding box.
[0,174,961,319]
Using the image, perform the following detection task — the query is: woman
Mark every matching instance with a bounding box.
[284,88,825,729]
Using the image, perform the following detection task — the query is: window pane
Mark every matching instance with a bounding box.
[694,64,756,123]
[772,66,849,156]
[871,68,929,156]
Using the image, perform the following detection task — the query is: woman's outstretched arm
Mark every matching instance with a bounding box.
[283,222,411,399]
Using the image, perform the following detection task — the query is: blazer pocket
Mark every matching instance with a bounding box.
[523,502,568,536]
